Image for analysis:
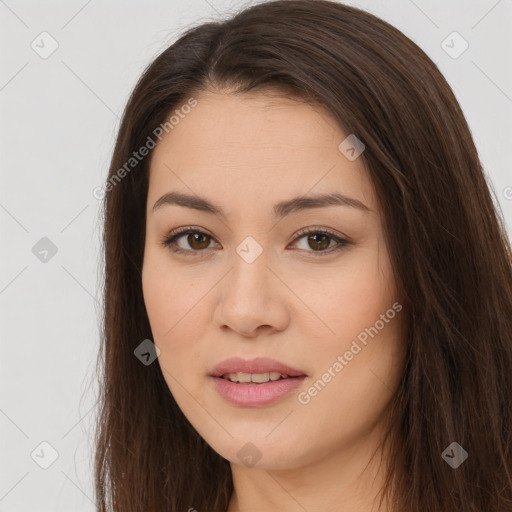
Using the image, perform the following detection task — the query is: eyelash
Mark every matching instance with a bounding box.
[160,226,351,258]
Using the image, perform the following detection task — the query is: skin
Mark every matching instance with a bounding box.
[142,89,406,512]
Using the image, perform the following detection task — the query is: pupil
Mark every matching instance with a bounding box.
[190,233,209,249]
[309,234,329,250]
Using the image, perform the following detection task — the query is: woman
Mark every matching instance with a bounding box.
[94,1,512,510]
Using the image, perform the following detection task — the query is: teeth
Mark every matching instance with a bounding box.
[251,372,269,383]
[235,372,251,383]
[222,372,289,383]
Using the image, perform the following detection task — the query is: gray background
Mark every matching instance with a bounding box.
[1,0,511,510]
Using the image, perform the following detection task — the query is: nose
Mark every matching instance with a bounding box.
[212,247,290,338]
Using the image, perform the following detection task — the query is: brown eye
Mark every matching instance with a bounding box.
[291,228,351,257]
[307,233,331,251]
[162,228,218,256]
[162,227,350,258]
[186,232,211,250]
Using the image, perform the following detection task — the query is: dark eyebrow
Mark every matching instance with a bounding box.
[152,191,371,218]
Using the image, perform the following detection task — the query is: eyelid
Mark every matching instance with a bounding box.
[293,225,347,241]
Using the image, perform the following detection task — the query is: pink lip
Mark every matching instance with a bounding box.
[210,357,307,407]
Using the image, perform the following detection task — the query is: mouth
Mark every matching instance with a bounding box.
[211,356,306,378]
[210,357,307,407]
[219,371,297,384]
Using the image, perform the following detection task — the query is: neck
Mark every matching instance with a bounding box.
[226,419,395,512]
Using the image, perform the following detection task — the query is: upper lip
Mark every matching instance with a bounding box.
[211,357,306,377]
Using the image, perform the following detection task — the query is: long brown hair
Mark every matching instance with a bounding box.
[94,1,512,510]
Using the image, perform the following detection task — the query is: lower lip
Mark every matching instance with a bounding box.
[210,375,306,407]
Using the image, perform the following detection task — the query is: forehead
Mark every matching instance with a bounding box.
[147,90,376,215]
[152,90,342,157]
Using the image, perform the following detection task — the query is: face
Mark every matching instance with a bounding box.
[142,89,405,470]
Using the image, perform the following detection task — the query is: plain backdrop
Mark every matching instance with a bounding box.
[1,0,511,510]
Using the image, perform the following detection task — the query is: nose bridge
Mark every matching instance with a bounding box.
[228,235,271,299]
[213,234,289,335]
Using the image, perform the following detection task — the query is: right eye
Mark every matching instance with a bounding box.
[161,227,220,256]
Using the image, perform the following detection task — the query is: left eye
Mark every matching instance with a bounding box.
[294,231,342,252]
[164,230,218,253]
[161,227,350,257]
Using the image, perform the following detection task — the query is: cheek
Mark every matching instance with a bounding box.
[290,244,396,349]
[295,243,403,413]
[141,252,209,398]
[294,309,404,460]
[141,247,196,339]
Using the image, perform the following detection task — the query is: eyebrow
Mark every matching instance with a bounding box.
[152,191,371,218]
